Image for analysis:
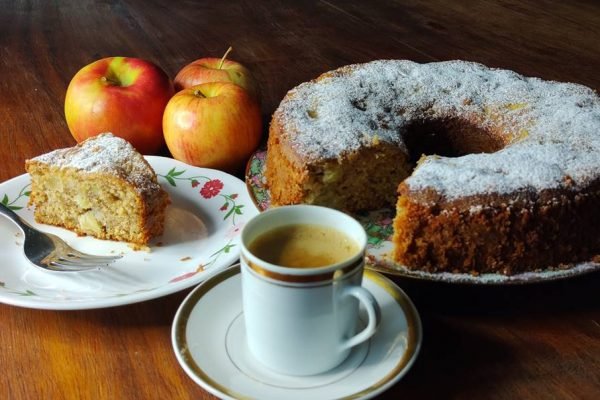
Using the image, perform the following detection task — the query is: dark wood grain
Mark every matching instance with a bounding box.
[0,1,599,399]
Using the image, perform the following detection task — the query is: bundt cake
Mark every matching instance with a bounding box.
[26,133,169,246]
[265,60,600,275]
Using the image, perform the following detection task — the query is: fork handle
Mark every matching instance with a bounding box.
[0,202,31,232]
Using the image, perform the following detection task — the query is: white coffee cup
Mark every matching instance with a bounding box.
[240,205,381,376]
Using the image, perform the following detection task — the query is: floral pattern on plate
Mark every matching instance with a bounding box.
[0,156,259,310]
[245,149,600,284]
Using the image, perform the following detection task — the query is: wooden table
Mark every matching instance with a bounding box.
[1,1,599,399]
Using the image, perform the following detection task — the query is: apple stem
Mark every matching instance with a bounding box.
[101,76,119,86]
[218,46,233,69]
[193,89,206,98]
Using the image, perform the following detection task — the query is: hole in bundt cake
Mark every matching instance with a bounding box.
[402,117,507,163]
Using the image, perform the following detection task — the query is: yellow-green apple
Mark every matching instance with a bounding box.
[64,57,174,154]
[163,81,262,173]
[173,47,259,100]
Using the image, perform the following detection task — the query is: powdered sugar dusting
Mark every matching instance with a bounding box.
[275,60,600,199]
[30,133,161,193]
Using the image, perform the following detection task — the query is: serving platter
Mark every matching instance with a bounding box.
[246,149,600,284]
[0,156,259,310]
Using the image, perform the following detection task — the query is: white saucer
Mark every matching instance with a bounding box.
[172,264,422,400]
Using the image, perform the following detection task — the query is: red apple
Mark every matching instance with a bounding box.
[163,82,262,173]
[64,57,174,154]
[173,47,259,100]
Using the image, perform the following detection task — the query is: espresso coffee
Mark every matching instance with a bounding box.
[248,223,359,268]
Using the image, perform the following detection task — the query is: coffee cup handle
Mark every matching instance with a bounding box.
[340,286,381,351]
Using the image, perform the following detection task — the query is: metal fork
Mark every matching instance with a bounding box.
[0,202,122,272]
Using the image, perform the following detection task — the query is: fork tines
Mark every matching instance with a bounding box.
[50,253,122,271]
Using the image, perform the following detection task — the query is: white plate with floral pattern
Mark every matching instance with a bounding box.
[0,156,259,310]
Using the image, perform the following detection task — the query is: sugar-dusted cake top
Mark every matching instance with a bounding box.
[29,133,162,193]
[273,60,600,199]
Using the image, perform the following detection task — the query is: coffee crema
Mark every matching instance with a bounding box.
[247,224,359,268]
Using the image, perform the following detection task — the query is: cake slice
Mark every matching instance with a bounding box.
[25,133,169,246]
